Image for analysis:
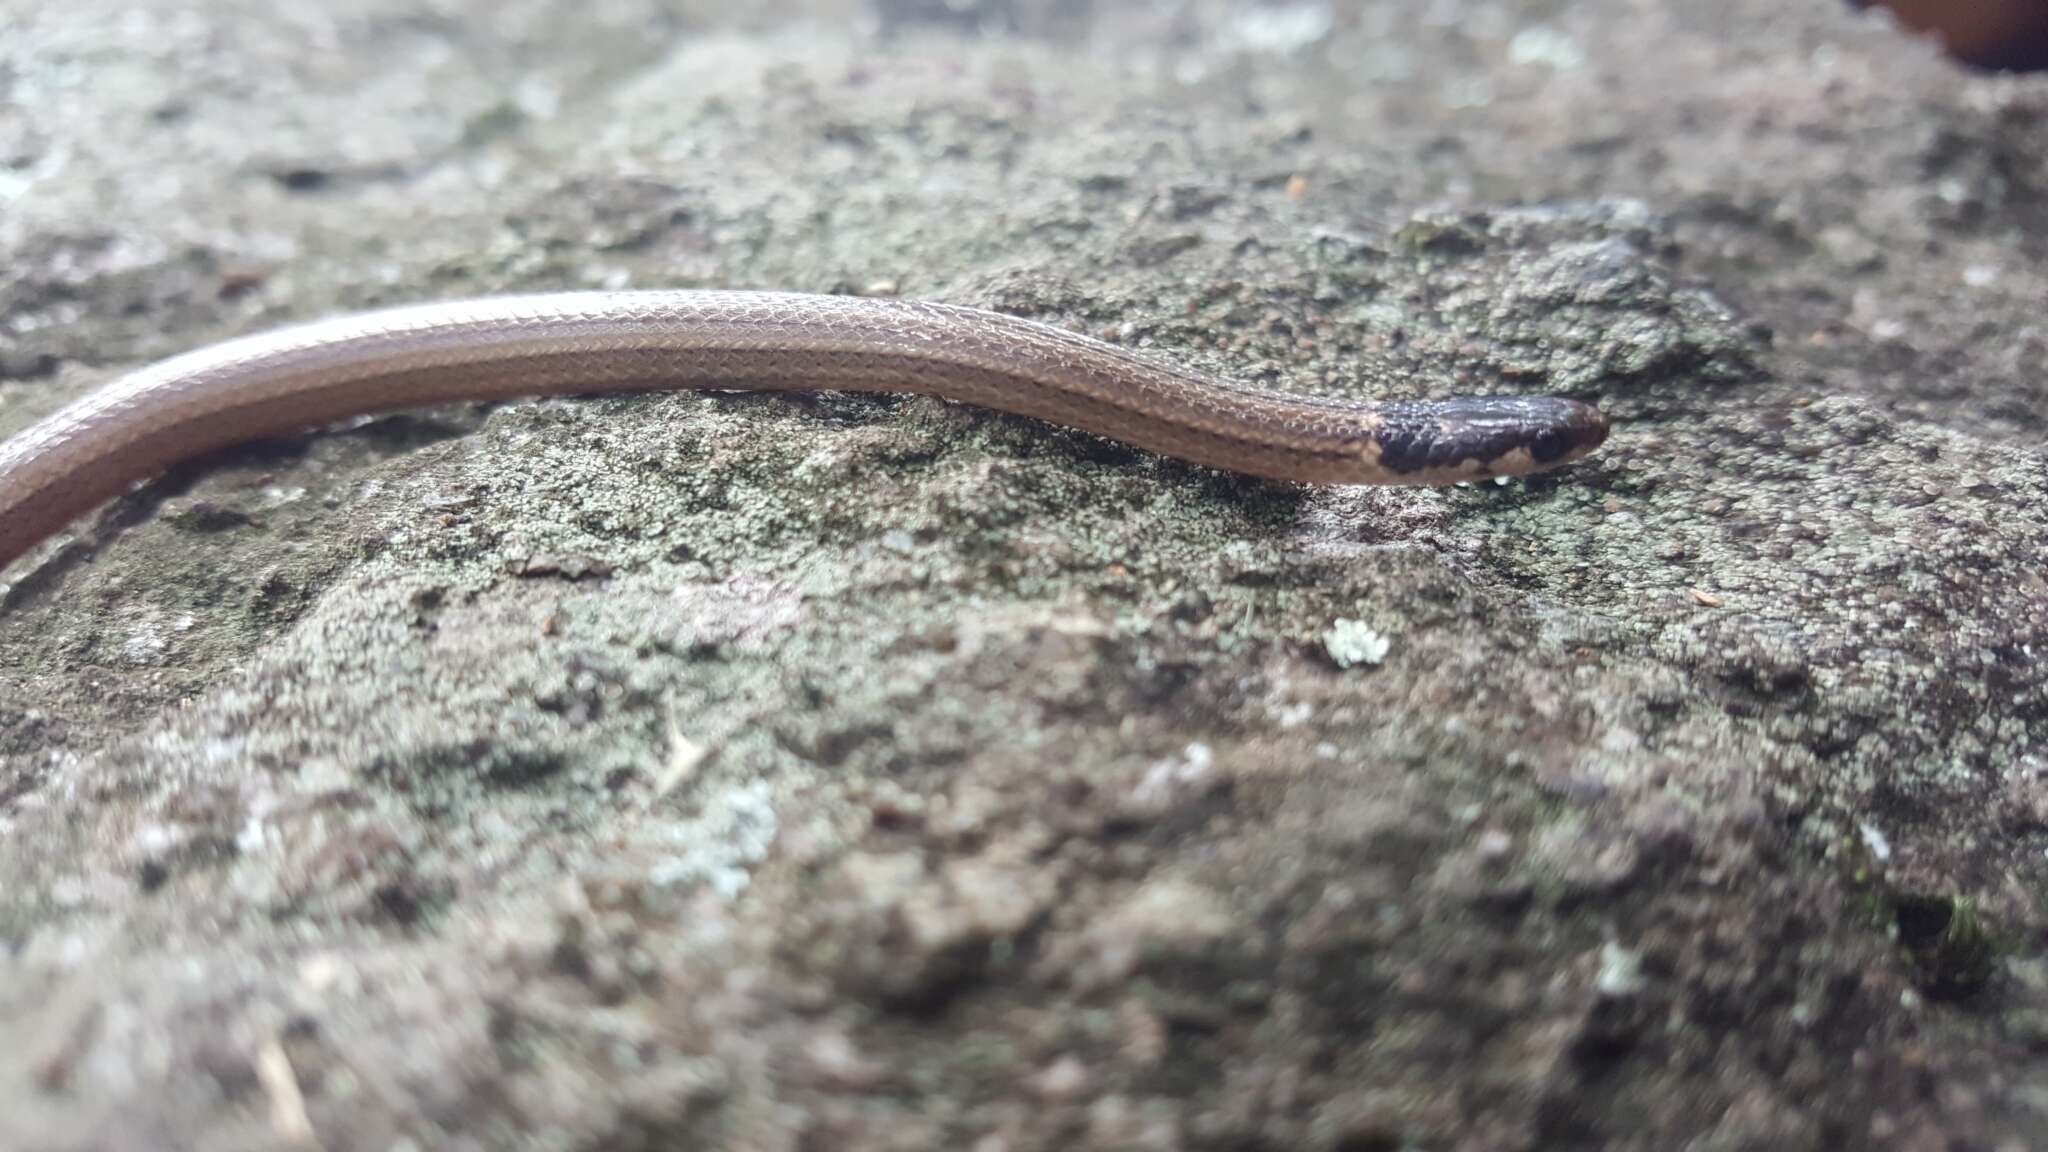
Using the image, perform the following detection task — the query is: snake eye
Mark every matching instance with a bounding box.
[1529,428,1566,463]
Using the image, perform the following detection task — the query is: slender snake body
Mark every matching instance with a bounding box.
[0,290,1608,573]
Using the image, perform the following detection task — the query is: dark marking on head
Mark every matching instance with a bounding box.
[1374,423,1427,473]
[1373,396,1607,475]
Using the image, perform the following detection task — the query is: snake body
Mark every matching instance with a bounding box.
[0,290,1608,572]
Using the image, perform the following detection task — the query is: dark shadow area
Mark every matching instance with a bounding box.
[1860,0,2048,70]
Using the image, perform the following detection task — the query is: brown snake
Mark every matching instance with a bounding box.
[0,290,1608,573]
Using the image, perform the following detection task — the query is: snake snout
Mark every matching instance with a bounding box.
[1526,398,1609,465]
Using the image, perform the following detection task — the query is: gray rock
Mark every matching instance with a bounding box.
[1,1,2043,1149]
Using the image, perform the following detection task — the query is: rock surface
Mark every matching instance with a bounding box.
[2,1,2046,1148]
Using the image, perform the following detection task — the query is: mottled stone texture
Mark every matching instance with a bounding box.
[2,2,2045,1149]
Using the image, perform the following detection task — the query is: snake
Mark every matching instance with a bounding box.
[0,290,1609,573]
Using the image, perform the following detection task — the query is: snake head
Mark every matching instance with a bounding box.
[1369,396,1609,483]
